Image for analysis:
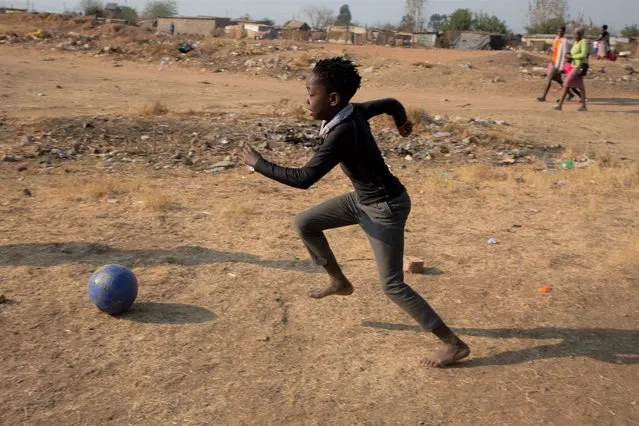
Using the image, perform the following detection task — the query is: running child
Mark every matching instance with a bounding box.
[240,57,470,368]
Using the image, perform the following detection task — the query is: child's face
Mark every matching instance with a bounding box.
[306,73,340,121]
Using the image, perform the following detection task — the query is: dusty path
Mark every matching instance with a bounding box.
[2,45,638,158]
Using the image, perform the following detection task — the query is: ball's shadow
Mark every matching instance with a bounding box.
[118,302,215,324]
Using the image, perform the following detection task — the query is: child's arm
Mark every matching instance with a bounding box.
[354,98,412,136]
[353,98,408,126]
[242,126,352,190]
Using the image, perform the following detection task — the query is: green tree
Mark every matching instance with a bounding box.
[526,15,565,34]
[398,14,416,32]
[256,18,275,26]
[428,13,448,32]
[443,8,473,31]
[335,4,352,26]
[120,6,138,24]
[79,0,104,16]
[143,0,178,18]
[474,12,509,34]
[527,0,566,34]
[621,24,639,38]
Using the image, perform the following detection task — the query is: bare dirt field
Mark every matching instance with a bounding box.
[1,14,638,426]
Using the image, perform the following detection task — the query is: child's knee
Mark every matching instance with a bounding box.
[381,279,407,296]
[293,213,311,236]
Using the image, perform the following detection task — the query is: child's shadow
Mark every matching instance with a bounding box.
[362,322,639,367]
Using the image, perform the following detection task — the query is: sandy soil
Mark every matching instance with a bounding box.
[1,17,638,426]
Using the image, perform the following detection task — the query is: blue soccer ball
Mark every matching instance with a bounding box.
[88,264,138,315]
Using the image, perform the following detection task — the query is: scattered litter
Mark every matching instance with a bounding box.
[537,285,552,294]
[432,132,452,138]
[487,238,497,245]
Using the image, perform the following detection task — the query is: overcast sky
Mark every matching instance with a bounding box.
[7,0,639,34]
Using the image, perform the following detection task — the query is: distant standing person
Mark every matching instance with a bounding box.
[596,25,610,60]
[169,22,175,35]
[555,28,589,111]
[537,26,579,102]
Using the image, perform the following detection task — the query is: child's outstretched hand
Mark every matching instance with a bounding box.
[241,144,262,168]
[398,120,413,137]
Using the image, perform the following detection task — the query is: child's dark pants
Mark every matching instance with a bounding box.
[294,191,443,332]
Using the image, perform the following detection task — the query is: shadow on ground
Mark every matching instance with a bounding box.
[117,302,215,325]
[0,242,317,273]
[363,321,639,366]
[588,97,639,113]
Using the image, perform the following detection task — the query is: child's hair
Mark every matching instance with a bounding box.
[312,57,362,102]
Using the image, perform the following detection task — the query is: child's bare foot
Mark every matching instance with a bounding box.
[421,341,470,368]
[309,278,353,299]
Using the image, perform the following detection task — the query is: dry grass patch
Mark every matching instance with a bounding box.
[291,53,314,68]
[61,177,140,200]
[138,101,169,117]
[140,190,177,212]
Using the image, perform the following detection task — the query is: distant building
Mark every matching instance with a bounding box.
[0,6,28,14]
[278,21,311,41]
[156,16,232,36]
[327,25,367,45]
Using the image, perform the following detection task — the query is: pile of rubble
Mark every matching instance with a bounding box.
[1,111,566,172]
[0,25,327,80]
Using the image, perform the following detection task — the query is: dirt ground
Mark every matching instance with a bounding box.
[1,15,639,426]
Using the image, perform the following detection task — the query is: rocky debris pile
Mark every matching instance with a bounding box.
[1,111,564,172]
[373,114,553,165]
[0,25,327,80]
[0,115,324,171]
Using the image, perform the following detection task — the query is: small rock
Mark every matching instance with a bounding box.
[432,132,451,138]
[404,155,413,161]
[492,76,505,83]
[83,121,94,129]
[17,165,28,172]
[404,257,424,274]
[0,294,5,304]
[23,188,32,197]
[211,160,235,169]
[56,84,62,89]
[439,146,450,154]
[37,93,45,97]
[23,135,35,143]
[2,154,20,162]
[140,135,150,141]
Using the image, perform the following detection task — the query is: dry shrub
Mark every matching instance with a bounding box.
[456,164,510,183]
[139,101,169,116]
[290,105,310,121]
[596,151,619,168]
[140,191,176,212]
[63,177,140,200]
[291,53,313,68]
[407,107,430,129]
